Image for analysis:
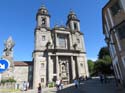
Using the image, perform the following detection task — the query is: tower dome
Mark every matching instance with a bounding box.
[37,5,50,16]
[68,9,77,20]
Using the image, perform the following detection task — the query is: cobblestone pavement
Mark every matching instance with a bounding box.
[17,79,125,93]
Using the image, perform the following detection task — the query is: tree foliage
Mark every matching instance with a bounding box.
[1,78,16,84]
[94,46,113,75]
[94,59,112,75]
[98,47,110,59]
[87,60,94,76]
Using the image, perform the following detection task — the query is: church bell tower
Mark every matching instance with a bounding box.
[33,5,51,89]
[36,5,50,28]
[66,10,80,31]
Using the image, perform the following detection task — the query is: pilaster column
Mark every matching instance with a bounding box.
[56,56,59,79]
[69,34,73,49]
[48,55,53,82]
[76,57,80,78]
[84,56,89,77]
[55,33,58,49]
[71,56,76,79]
[48,55,51,82]
[33,58,40,89]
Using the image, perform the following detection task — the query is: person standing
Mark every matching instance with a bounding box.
[38,83,42,93]
[26,81,29,90]
[23,81,27,91]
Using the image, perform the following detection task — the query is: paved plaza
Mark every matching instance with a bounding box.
[19,78,125,93]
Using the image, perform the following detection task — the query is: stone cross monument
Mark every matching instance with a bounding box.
[1,36,15,79]
[3,36,15,58]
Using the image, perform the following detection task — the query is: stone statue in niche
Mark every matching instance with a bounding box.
[60,62,68,78]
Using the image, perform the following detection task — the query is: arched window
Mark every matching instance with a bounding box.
[74,23,78,30]
[42,11,45,14]
[42,18,46,26]
[77,39,80,43]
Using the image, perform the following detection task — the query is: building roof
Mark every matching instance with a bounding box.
[14,61,33,66]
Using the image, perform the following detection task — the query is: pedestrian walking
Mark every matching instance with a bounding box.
[85,76,88,80]
[60,80,63,90]
[56,79,60,91]
[74,78,79,88]
[78,77,81,84]
[100,74,104,84]
[38,83,42,93]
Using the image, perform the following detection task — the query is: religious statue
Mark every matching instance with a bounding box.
[4,36,15,56]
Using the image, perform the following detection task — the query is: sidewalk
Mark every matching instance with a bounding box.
[16,83,74,93]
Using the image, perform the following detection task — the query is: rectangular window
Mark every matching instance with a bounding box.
[124,58,125,67]
[110,1,121,16]
[121,57,125,68]
[29,66,32,72]
[41,63,44,68]
[41,78,44,83]
[58,36,66,48]
[117,25,125,40]
[80,63,83,67]
[42,36,45,41]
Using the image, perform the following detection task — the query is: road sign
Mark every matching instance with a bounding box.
[0,59,10,73]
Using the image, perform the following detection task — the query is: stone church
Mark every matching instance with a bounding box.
[0,5,89,89]
[33,5,89,88]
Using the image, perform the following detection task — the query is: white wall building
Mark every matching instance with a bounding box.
[102,0,125,87]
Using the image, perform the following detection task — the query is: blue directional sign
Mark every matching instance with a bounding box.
[0,59,10,73]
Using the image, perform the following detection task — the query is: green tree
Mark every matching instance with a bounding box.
[98,47,110,59]
[94,46,113,75]
[94,59,105,74]
[87,60,95,76]
[103,55,112,64]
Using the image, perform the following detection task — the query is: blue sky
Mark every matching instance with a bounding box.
[0,0,108,61]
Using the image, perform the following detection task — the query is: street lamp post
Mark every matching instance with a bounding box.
[105,37,115,45]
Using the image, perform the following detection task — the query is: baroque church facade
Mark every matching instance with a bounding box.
[33,6,89,88]
[0,5,89,89]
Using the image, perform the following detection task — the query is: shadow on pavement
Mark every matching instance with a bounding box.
[49,78,125,93]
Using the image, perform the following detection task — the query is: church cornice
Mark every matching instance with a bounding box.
[35,26,51,30]
[66,19,80,25]
[33,50,45,53]
[33,49,86,54]
[36,12,51,20]
[52,28,70,33]
[50,49,86,54]
[34,26,51,35]
[70,30,83,35]
[52,25,69,31]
